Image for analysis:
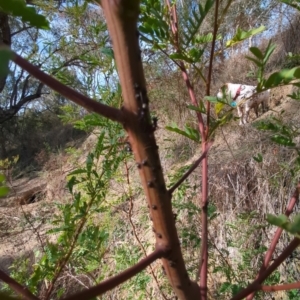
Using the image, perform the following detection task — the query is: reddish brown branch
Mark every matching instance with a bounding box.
[246,182,300,299]
[6,50,124,123]
[231,237,300,300]
[205,0,219,136]
[168,141,213,194]
[61,248,164,300]
[0,269,40,300]
[261,281,300,292]
[165,0,205,137]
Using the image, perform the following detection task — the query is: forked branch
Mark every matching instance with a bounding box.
[246,182,300,299]
[232,238,300,300]
[168,142,213,194]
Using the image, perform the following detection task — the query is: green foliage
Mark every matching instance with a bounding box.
[254,118,297,148]
[181,0,215,46]
[253,153,263,163]
[267,214,300,237]
[139,0,169,47]
[0,173,9,198]
[0,0,49,29]
[226,26,266,47]
[284,52,300,68]
[288,89,300,101]
[166,122,201,142]
[0,48,13,77]
[280,0,300,11]
[213,212,275,299]
[246,41,276,90]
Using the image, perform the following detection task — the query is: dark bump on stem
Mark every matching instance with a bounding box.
[173,213,178,220]
[161,266,166,275]
[152,205,157,210]
[157,233,162,238]
[136,163,142,169]
[147,181,154,188]
[176,285,182,290]
[169,261,176,267]
[142,159,148,166]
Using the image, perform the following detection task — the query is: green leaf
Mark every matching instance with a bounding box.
[67,176,78,193]
[215,102,224,115]
[226,26,265,47]
[0,186,9,198]
[68,169,87,176]
[245,56,262,67]
[0,0,49,29]
[166,123,200,142]
[0,48,13,77]
[169,52,193,63]
[263,42,276,64]
[0,173,5,182]
[205,96,218,103]
[249,47,264,59]
[187,104,206,113]
[271,135,295,147]
[265,67,300,88]
[267,214,289,228]
[289,214,300,234]
[253,153,263,163]
[100,47,114,59]
[219,282,231,293]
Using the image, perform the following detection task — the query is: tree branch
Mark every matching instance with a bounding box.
[261,281,300,292]
[246,182,300,299]
[205,0,219,137]
[168,142,213,195]
[0,269,40,300]
[7,49,124,123]
[61,248,164,300]
[101,0,200,298]
[231,238,300,300]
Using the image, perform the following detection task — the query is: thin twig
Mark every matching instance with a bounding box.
[205,0,219,136]
[0,269,40,300]
[61,248,164,300]
[246,182,300,299]
[124,160,169,300]
[168,142,213,195]
[20,205,45,253]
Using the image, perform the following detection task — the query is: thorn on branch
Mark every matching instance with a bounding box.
[147,181,155,188]
[141,159,148,166]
